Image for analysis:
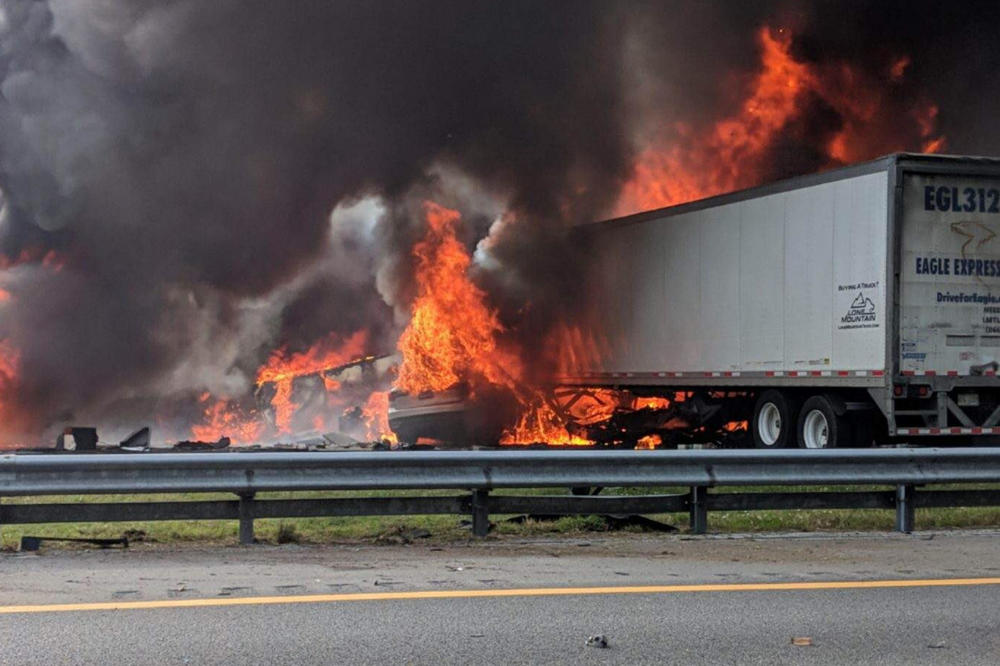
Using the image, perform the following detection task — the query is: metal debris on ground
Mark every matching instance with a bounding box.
[119,427,151,451]
[791,636,813,646]
[55,426,99,451]
[601,514,678,532]
[505,513,677,532]
[374,526,431,545]
[585,635,609,649]
[173,436,231,451]
[20,536,130,551]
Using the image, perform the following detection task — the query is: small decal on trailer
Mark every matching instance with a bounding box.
[839,291,878,329]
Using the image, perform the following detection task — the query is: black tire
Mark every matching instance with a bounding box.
[797,395,851,448]
[752,390,799,449]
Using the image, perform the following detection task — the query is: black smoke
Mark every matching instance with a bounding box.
[0,0,633,440]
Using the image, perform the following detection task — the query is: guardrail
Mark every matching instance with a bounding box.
[1,448,999,543]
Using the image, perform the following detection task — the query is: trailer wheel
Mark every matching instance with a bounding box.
[752,390,798,449]
[797,395,850,449]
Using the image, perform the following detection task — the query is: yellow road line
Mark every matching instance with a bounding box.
[2,578,998,615]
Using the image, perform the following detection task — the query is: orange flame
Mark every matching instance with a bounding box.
[190,393,265,444]
[618,27,945,215]
[889,56,910,81]
[0,340,20,440]
[632,396,672,411]
[396,202,587,445]
[362,391,398,443]
[636,434,662,450]
[256,330,368,432]
[723,420,748,433]
[499,398,592,446]
[0,249,65,272]
[396,201,521,395]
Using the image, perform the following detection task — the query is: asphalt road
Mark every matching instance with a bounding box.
[1,531,998,664]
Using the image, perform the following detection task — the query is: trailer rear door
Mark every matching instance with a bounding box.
[900,172,1000,376]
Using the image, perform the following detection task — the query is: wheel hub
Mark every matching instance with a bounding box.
[758,402,782,446]
[802,409,829,448]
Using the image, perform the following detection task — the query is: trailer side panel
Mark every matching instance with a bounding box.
[581,171,888,381]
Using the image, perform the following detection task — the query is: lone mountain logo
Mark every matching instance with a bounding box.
[840,292,878,329]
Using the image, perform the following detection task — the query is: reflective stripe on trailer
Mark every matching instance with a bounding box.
[900,370,997,376]
[586,370,886,378]
[896,427,999,435]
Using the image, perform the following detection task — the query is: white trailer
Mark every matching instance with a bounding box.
[563,153,1000,447]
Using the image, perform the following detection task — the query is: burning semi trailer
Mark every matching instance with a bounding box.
[390,154,1000,449]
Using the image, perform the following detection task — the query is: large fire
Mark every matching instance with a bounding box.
[395,201,588,445]
[396,202,522,394]
[617,27,945,214]
[0,24,950,451]
[187,330,397,444]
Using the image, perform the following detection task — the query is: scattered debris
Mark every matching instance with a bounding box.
[585,635,609,649]
[20,535,129,551]
[321,431,365,448]
[791,637,813,647]
[274,584,306,593]
[56,427,98,451]
[927,641,947,649]
[173,437,231,451]
[119,427,150,451]
[375,526,431,545]
[505,513,677,532]
[602,514,678,532]
[458,518,495,533]
[505,514,563,524]
[167,585,198,598]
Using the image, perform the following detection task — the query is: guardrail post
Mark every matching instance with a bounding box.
[237,492,255,545]
[895,484,915,533]
[471,489,490,537]
[689,486,708,534]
